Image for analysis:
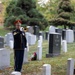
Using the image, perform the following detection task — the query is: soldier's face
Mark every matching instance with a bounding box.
[15,23,21,29]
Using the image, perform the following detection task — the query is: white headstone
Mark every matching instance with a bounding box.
[26,32,36,45]
[27,26,34,34]
[49,26,56,33]
[67,58,74,75]
[25,32,30,43]
[11,71,21,75]
[39,35,43,44]
[9,40,14,49]
[61,37,62,45]
[66,29,74,43]
[38,40,42,47]
[37,46,42,60]
[23,48,28,64]
[48,26,56,42]
[0,48,10,70]
[5,33,14,46]
[43,64,51,75]
[4,34,7,43]
[62,40,67,53]
[28,35,32,45]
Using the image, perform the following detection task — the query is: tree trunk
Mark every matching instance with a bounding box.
[64,25,66,29]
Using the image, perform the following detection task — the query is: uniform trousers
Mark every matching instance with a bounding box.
[14,50,24,72]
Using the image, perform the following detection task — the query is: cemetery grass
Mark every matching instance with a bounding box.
[0,26,10,36]
[2,41,75,75]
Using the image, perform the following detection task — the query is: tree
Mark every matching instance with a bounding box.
[4,0,48,30]
[50,0,75,29]
[37,0,59,21]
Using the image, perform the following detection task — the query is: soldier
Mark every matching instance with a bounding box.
[12,20,27,72]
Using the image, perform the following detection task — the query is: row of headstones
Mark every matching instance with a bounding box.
[39,26,75,43]
[4,32,42,48]
[0,27,68,70]
[4,32,36,49]
[43,58,75,75]
[0,31,38,70]
[0,33,57,70]
[0,26,71,69]
[0,32,9,71]
[11,36,43,75]
[50,26,75,43]
[11,58,74,75]
[0,35,42,70]
[37,35,67,60]
[0,36,29,70]
[3,26,65,48]
[29,26,68,58]
[14,33,67,61]
[27,33,67,60]
[0,37,10,70]
[26,26,75,44]
[4,26,74,49]
[3,30,50,49]
[0,36,10,70]
[0,34,68,72]
[23,26,68,59]
[0,46,29,70]
[3,25,75,49]
[3,25,39,47]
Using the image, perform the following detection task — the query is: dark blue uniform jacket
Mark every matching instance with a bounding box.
[12,29,27,50]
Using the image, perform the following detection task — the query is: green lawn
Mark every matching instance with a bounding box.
[0,26,10,36]
[1,41,75,75]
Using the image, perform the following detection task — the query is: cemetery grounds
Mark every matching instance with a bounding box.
[0,26,75,75]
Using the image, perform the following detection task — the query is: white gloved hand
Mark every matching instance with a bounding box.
[24,48,27,50]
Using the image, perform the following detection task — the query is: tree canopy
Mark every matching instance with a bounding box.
[4,0,48,30]
[50,0,75,29]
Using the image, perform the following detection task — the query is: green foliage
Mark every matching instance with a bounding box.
[37,0,59,20]
[16,0,36,11]
[3,0,75,30]
[4,0,48,30]
[5,0,17,15]
[4,16,16,29]
[50,0,75,29]
[58,0,73,12]
[58,12,70,20]
[50,18,75,26]
[7,7,25,17]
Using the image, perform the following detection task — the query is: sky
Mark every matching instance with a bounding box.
[38,0,49,5]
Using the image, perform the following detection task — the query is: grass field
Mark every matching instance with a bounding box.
[0,40,75,75]
[0,25,10,36]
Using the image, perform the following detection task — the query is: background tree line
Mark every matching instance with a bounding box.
[1,0,75,30]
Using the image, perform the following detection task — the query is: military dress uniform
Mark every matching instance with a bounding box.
[12,29,27,72]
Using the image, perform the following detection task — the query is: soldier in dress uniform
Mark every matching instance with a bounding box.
[12,20,27,72]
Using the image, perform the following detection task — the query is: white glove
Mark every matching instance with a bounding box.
[24,48,27,50]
